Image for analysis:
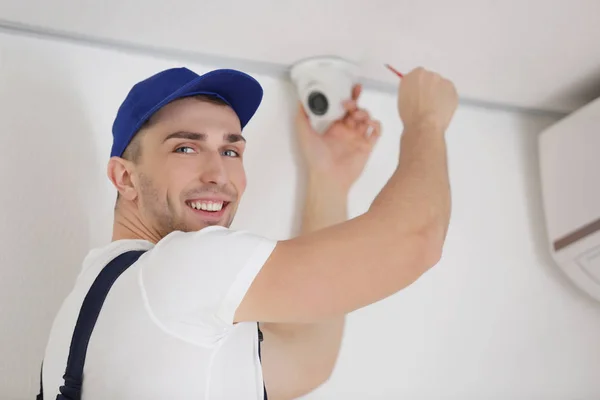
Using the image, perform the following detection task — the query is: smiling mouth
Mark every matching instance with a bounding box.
[185,200,230,213]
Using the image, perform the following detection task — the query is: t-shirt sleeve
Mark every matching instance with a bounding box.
[139,226,277,338]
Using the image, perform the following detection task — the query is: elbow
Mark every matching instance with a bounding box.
[318,355,338,386]
[416,223,446,271]
[300,365,335,397]
[370,208,447,273]
[284,370,332,400]
[295,351,339,397]
[398,223,445,285]
[309,350,339,387]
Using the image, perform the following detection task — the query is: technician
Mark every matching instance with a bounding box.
[39,65,458,399]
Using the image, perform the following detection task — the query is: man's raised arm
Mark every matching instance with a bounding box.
[235,67,458,324]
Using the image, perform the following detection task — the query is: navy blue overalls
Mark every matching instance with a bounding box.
[36,250,268,399]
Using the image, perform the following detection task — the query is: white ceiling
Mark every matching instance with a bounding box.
[1,0,599,114]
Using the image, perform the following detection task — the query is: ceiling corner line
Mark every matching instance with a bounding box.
[0,18,572,119]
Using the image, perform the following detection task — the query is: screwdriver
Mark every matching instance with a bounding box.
[384,64,403,78]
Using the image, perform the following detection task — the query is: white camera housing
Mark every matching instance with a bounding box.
[289,56,360,133]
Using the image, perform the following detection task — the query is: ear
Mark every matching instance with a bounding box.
[107,157,138,201]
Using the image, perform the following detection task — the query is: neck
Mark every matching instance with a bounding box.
[112,202,162,244]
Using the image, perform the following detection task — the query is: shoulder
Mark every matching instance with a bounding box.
[150,226,277,259]
[78,239,154,277]
[140,227,279,288]
[139,227,279,328]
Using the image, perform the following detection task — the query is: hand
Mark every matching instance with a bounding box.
[295,84,382,193]
[397,67,458,134]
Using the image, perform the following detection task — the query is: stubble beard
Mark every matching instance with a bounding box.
[138,173,237,237]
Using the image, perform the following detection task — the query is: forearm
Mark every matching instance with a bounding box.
[301,173,349,232]
[370,123,451,254]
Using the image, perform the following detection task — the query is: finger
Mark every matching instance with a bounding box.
[297,101,309,119]
[295,102,316,135]
[295,102,307,124]
[342,99,359,113]
[350,109,370,124]
[344,109,370,135]
[351,84,362,101]
[365,120,382,146]
[344,115,358,130]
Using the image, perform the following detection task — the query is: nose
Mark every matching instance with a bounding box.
[199,152,228,186]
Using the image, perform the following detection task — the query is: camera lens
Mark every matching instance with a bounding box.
[307,91,328,116]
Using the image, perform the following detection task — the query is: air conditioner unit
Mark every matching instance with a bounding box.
[539,97,600,302]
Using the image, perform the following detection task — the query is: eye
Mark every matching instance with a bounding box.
[222,149,239,157]
[175,146,196,154]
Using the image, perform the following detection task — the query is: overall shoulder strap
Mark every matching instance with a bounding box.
[36,361,43,400]
[37,250,146,400]
[257,323,268,400]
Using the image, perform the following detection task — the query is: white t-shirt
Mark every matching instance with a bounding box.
[41,226,278,399]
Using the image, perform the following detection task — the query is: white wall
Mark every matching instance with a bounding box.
[1,30,600,400]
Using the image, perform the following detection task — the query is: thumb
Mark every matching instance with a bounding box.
[295,101,317,137]
[295,101,309,126]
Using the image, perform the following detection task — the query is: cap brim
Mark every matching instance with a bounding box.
[143,69,263,130]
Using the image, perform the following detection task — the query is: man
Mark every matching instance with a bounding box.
[41,65,457,399]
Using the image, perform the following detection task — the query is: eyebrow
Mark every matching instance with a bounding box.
[163,131,246,143]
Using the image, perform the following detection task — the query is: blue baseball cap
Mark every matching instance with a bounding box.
[110,67,263,158]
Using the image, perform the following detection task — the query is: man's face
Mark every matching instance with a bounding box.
[127,97,247,238]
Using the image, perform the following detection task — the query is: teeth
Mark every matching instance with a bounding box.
[189,201,224,212]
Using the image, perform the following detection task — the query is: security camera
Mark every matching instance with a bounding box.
[289,56,360,133]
